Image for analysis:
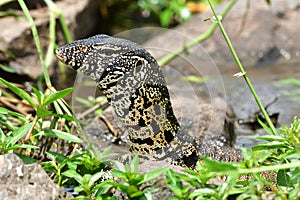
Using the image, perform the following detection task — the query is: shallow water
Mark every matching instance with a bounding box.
[164,58,300,148]
[223,63,300,148]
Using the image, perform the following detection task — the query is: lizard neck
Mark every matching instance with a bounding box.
[99,61,180,154]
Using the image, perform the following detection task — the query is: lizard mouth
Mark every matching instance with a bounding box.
[55,48,66,63]
[55,48,79,69]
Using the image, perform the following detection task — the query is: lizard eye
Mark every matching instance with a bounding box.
[77,45,88,52]
[132,59,145,76]
[135,59,144,67]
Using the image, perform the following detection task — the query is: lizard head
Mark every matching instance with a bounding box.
[55,34,157,83]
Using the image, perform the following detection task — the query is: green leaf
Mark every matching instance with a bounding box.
[168,184,182,197]
[189,188,216,198]
[89,171,105,187]
[41,160,58,174]
[0,107,26,120]
[15,153,37,164]
[291,116,300,132]
[284,151,300,160]
[203,157,238,173]
[0,64,17,73]
[62,170,83,182]
[82,174,92,185]
[127,185,139,194]
[94,145,113,161]
[42,129,82,143]
[8,144,38,151]
[0,78,37,110]
[277,169,290,187]
[290,167,300,185]
[252,141,287,151]
[140,167,168,184]
[144,191,153,200]
[166,169,178,186]
[8,122,33,146]
[32,87,43,105]
[0,107,8,115]
[257,117,274,135]
[0,127,6,144]
[42,88,73,107]
[67,161,77,171]
[111,170,127,180]
[219,175,239,197]
[94,181,114,195]
[174,172,197,186]
[279,126,289,135]
[130,190,144,198]
[288,187,300,200]
[54,113,82,123]
[71,195,86,200]
[36,107,53,118]
[256,135,285,142]
[74,187,85,193]
[106,181,128,192]
[36,108,84,124]
[160,9,173,27]
[46,151,68,163]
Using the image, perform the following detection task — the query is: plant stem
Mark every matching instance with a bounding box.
[17,0,52,89]
[58,14,72,43]
[158,0,237,66]
[44,0,72,43]
[238,161,300,175]
[207,0,278,135]
[24,116,38,143]
[45,9,56,68]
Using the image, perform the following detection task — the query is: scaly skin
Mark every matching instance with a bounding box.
[56,34,240,168]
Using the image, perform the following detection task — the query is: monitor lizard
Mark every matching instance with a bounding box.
[56,34,242,168]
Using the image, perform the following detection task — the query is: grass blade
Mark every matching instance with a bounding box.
[256,135,285,142]
[42,129,82,143]
[8,122,33,146]
[43,88,73,107]
[0,107,27,121]
[140,167,168,184]
[8,144,38,151]
[252,141,287,151]
[257,117,273,135]
[0,78,36,110]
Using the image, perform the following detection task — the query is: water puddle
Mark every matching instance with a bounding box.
[165,59,300,148]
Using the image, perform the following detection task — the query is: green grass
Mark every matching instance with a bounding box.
[0,0,299,199]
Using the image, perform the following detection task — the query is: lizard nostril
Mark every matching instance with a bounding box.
[55,48,61,55]
[55,51,65,63]
[55,48,64,59]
